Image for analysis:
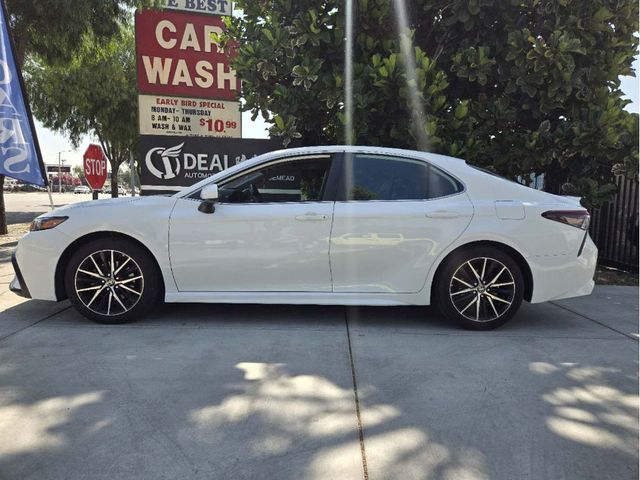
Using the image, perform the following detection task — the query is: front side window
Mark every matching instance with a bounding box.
[219,156,332,203]
[342,154,463,201]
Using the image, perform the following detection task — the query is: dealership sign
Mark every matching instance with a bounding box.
[163,0,232,16]
[139,94,240,137]
[139,135,280,193]
[135,9,238,100]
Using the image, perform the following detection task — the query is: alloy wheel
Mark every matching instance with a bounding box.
[449,257,516,323]
[74,249,144,316]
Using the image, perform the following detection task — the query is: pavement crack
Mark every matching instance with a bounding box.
[0,305,72,344]
[344,307,369,480]
[550,301,638,342]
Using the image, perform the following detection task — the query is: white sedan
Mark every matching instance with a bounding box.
[73,185,91,194]
[10,146,596,329]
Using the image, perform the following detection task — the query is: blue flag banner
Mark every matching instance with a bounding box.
[0,1,46,186]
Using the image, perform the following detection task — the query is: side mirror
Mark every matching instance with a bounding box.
[198,184,219,214]
[200,184,219,201]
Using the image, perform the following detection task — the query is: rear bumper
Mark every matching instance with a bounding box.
[10,252,31,298]
[529,235,597,303]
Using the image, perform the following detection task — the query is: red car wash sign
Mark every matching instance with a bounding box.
[83,144,107,190]
[135,9,238,100]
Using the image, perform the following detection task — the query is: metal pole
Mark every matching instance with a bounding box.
[58,151,62,193]
[46,184,54,210]
[129,150,135,196]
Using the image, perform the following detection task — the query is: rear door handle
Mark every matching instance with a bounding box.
[295,213,328,221]
[426,210,460,219]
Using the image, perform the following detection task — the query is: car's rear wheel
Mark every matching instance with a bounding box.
[64,238,161,324]
[435,246,524,330]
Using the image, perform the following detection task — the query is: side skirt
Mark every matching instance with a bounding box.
[164,291,429,306]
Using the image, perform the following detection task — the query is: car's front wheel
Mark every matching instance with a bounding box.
[435,246,524,330]
[65,238,161,324]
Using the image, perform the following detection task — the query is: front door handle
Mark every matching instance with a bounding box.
[295,213,328,221]
[426,210,460,219]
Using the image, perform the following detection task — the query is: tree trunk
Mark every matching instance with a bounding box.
[14,28,28,69]
[111,169,119,198]
[543,159,568,195]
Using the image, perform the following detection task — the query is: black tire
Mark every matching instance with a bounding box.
[64,237,162,324]
[435,246,524,330]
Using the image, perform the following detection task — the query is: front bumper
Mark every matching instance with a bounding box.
[12,228,70,301]
[10,252,31,298]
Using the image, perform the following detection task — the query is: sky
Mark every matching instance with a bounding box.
[36,58,639,169]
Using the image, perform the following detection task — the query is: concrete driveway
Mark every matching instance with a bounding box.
[1,269,637,480]
[0,199,637,479]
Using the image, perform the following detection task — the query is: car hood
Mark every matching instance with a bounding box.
[42,196,146,218]
[54,197,144,212]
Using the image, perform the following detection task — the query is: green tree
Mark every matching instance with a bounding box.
[0,0,156,234]
[72,165,86,183]
[224,0,638,207]
[119,165,141,190]
[419,0,638,206]
[5,0,146,67]
[26,27,138,198]
[223,1,470,151]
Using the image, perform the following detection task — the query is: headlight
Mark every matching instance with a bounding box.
[29,216,68,231]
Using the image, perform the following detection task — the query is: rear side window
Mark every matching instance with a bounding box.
[341,154,463,201]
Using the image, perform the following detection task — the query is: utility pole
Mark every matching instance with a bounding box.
[129,151,136,196]
[57,150,71,193]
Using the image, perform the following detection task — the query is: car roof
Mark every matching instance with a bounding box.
[262,145,464,167]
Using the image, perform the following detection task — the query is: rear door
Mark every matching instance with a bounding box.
[330,153,473,293]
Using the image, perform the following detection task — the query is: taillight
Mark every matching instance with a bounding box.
[542,210,590,230]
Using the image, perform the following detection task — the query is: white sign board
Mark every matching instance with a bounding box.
[138,94,241,138]
[163,0,232,16]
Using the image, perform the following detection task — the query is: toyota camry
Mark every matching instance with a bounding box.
[10,146,596,330]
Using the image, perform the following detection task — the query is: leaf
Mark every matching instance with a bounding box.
[425,119,438,136]
[538,120,551,133]
[455,102,469,119]
[388,54,397,71]
[274,115,285,130]
[433,95,447,111]
[593,7,614,22]
[366,35,374,50]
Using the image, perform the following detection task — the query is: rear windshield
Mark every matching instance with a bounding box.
[468,163,533,187]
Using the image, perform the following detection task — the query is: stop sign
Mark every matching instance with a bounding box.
[83,144,107,190]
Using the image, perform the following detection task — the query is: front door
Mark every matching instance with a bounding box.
[169,155,335,292]
[330,153,473,293]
